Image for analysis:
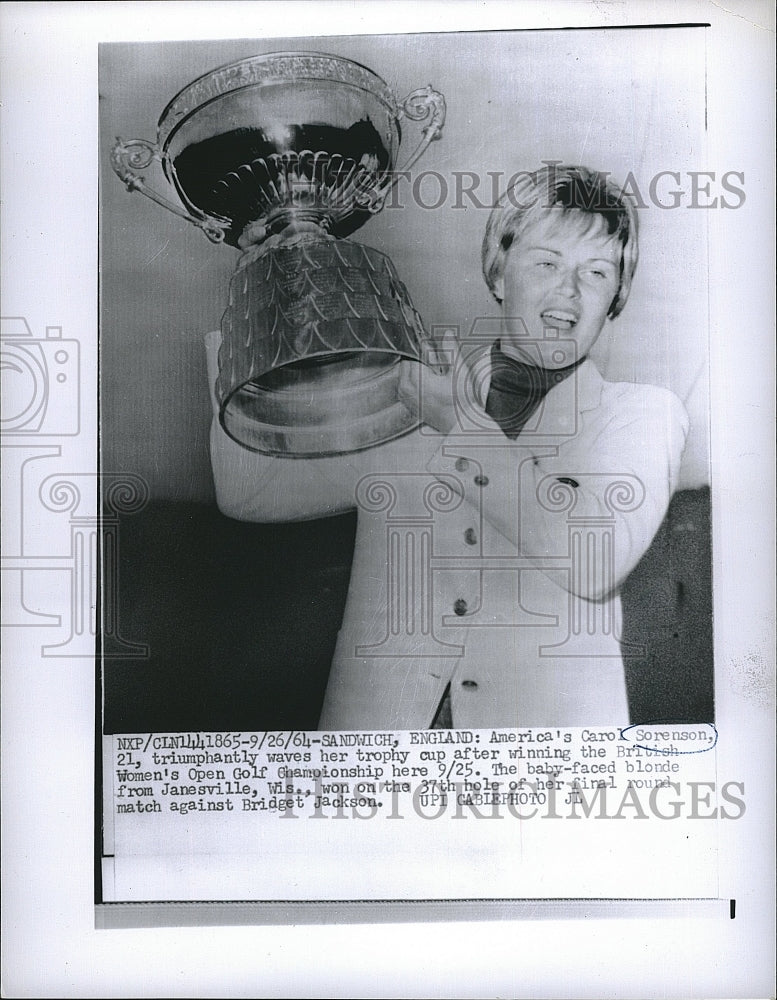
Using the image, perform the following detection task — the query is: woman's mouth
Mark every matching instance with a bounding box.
[541,309,578,330]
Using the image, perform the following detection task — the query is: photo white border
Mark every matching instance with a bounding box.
[1,1,774,996]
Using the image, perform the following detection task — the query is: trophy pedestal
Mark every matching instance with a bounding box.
[111,51,445,457]
[217,237,426,456]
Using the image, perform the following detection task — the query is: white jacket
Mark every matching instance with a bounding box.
[207,333,689,730]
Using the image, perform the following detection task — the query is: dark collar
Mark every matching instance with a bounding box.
[489,341,586,398]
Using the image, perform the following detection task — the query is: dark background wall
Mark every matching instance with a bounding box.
[104,487,713,734]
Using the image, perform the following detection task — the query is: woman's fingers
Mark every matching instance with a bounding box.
[440,330,460,376]
[397,360,421,416]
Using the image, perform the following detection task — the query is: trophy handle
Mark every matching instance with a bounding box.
[354,85,446,214]
[395,85,447,173]
[110,138,230,244]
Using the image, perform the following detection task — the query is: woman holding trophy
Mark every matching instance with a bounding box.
[112,53,687,731]
[208,164,687,731]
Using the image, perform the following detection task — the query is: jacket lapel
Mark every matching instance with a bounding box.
[532,357,605,435]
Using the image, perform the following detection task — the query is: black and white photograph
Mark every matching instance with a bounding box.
[92,20,756,911]
[101,30,714,736]
[1,2,774,996]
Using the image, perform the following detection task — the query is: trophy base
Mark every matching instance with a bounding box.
[221,351,420,457]
[217,238,428,457]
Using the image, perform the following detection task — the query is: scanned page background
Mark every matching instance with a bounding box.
[1,2,774,997]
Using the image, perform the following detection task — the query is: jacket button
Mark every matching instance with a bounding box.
[464,528,477,545]
[453,598,468,616]
[474,474,489,486]
[455,457,469,472]
[461,679,478,690]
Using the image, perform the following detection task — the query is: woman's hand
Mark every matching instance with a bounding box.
[398,331,460,435]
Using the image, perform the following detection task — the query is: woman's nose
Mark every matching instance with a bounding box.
[557,267,581,297]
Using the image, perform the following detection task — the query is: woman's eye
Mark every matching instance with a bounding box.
[536,260,555,269]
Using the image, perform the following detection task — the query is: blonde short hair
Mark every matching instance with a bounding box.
[482,165,639,319]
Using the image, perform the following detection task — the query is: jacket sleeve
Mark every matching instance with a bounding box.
[210,417,361,522]
[425,383,690,600]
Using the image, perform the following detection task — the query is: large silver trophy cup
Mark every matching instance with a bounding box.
[111,52,446,456]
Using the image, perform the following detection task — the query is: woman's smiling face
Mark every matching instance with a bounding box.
[494,211,622,369]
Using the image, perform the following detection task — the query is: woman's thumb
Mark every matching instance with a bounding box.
[441,330,459,375]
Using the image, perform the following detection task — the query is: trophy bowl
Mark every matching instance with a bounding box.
[112,51,446,456]
[160,52,401,247]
